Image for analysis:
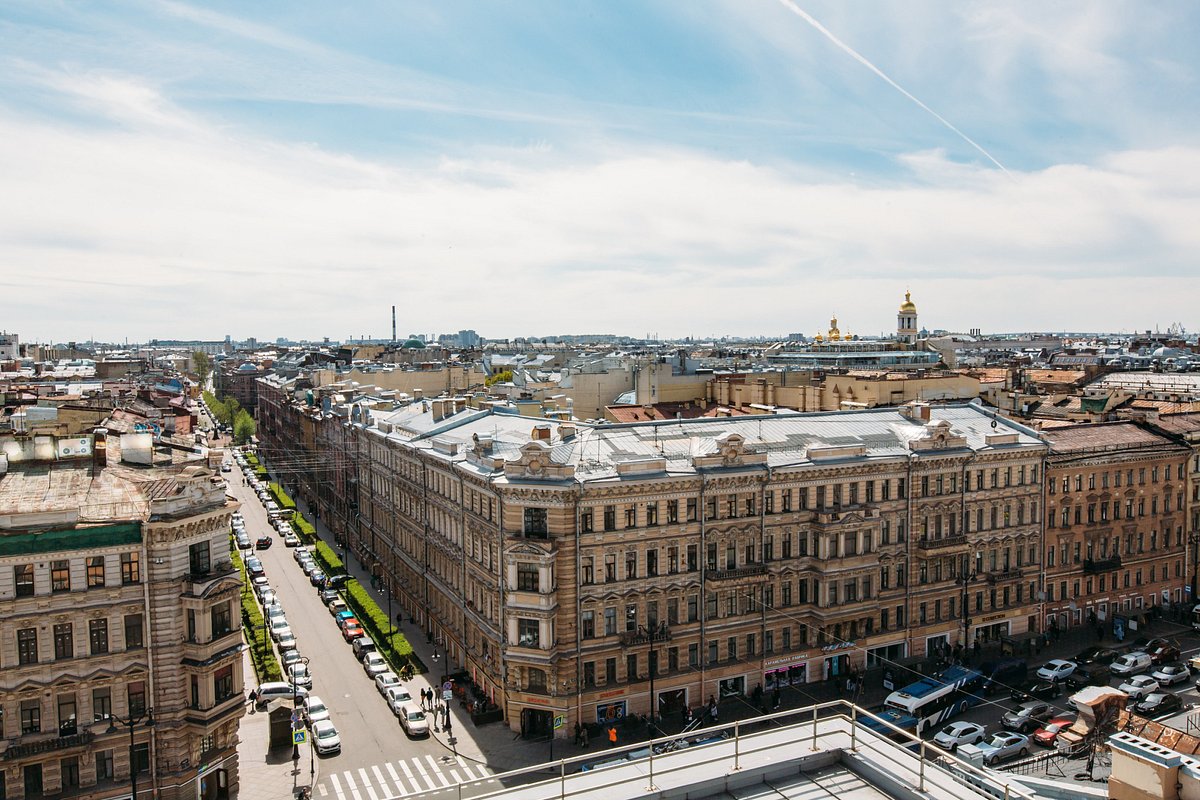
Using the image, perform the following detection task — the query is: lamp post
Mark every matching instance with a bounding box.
[638,625,659,739]
[107,707,154,800]
[292,656,311,762]
[958,565,977,659]
[387,584,393,637]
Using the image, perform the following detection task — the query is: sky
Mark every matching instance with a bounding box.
[2,1,1198,343]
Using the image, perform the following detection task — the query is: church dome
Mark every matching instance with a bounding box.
[402,338,426,350]
[899,291,917,314]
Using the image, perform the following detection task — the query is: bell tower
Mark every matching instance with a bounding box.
[897,291,918,344]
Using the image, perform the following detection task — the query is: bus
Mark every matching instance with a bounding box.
[858,708,919,744]
[883,665,985,734]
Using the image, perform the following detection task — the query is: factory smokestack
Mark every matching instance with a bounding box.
[392,305,397,343]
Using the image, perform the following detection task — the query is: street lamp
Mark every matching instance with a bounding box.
[107,708,154,800]
[291,656,311,762]
[638,625,658,738]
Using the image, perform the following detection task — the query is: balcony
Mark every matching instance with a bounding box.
[183,692,245,727]
[707,564,769,582]
[986,568,1023,585]
[619,624,672,647]
[505,590,558,612]
[182,628,244,666]
[184,562,240,598]
[2,731,94,761]
[916,534,968,553]
[1083,556,1122,574]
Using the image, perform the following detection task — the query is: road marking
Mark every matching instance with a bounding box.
[318,786,328,798]
[359,768,379,800]
[329,773,346,800]
[447,770,462,784]
[425,755,452,787]
[371,765,389,799]
[344,772,363,800]
[412,757,438,791]
[385,762,406,796]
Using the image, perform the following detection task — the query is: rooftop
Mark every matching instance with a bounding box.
[1043,421,1181,454]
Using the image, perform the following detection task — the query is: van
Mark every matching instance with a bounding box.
[255,681,307,708]
[981,658,1028,694]
[1110,652,1153,677]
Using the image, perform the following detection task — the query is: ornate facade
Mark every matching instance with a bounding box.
[0,432,243,800]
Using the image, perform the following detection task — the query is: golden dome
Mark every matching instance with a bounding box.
[899,291,917,314]
[828,315,841,341]
[814,333,824,342]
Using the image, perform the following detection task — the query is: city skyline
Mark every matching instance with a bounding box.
[2,1,1198,340]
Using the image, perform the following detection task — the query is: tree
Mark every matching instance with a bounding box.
[233,409,256,443]
[192,351,213,389]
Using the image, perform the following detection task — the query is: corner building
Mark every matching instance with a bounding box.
[1042,422,1190,633]
[354,402,1046,737]
[0,431,243,800]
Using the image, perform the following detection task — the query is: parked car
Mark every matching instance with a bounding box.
[288,662,313,690]
[319,588,340,605]
[269,618,291,640]
[1144,639,1181,665]
[386,686,413,715]
[281,649,303,670]
[980,658,1029,695]
[235,533,252,550]
[1135,692,1183,717]
[1064,663,1111,691]
[265,604,286,624]
[283,533,301,547]
[328,599,349,616]
[399,705,429,737]
[326,574,351,590]
[293,546,311,563]
[977,732,1030,765]
[309,569,327,587]
[1151,663,1191,686]
[259,589,277,609]
[255,682,307,708]
[1036,659,1077,682]
[1110,652,1153,676]
[362,652,388,677]
[1073,646,1120,666]
[277,631,298,652]
[375,672,401,695]
[245,557,264,578]
[1001,701,1054,733]
[304,695,331,725]
[352,636,377,661]
[312,720,342,755]
[255,536,273,550]
[335,611,357,629]
[1032,717,1076,747]
[1118,675,1160,700]
[1009,680,1060,703]
[341,625,364,643]
[933,721,986,751]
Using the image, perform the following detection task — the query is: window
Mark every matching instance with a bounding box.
[708,641,719,665]
[582,558,594,585]
[17,628,37,665]
[96,751,115,782]
[646,503,658,526]
[51,560,71,592]
[687,545,697,571]
[128,681,146,716]
[120,552,140,584]
[605,658,617,684]
[125,614,144,650]
[210,604,231,638]
[603,506,616,531]
[667,546,678,574]
[54,623,74,660]
[646,549,658,576]
[625,604,637,631]
[584,662,596,687]
[58,694,77,736]
[604,554,616,582]
[92,688,111,721]
[686,498,697,521]
[523,508,548,537]
[61,757,80,790]
[667,500,679,524]
[14,564,34,597]
[215,665,235,701]
[604,608,617,636]
[580,509,593,532]
[517,563,539,591]
[687,595,698,622]
[625,551,637,579]
[582,610,595,638]
[87,556,105,588]
[626,653,638,680]
[20,700,41,734]
[132,743,150,775]
[89,619,109,655]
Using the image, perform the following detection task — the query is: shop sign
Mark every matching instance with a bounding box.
[821,641,855,653]
[598,688,626,699]
[979,613,1007,623]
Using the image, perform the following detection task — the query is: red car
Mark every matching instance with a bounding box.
[342,624,364,642]
[1032,717,1075,747]
[255,536,273,549]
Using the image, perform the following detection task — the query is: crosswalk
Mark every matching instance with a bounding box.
[319,754,494,800]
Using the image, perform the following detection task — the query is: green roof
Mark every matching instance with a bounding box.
[0,522,143,557]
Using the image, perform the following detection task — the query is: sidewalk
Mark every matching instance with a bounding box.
[236,646,320,799]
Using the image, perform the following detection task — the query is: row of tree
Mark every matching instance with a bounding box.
[202,390,256,444]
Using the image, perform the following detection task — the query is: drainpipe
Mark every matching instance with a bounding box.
[141,531,161,799]
[698,474,708,706]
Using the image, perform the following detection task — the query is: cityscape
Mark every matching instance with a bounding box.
[3,4,1200,800]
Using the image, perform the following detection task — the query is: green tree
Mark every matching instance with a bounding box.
[192,351,212,389]
[233,409,256,443]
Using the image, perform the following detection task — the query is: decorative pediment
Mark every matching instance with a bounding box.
[503,440,575,482]
[909,419,969,452]
[693,432,768,470]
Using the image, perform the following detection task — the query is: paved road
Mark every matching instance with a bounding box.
[228,462,469,799]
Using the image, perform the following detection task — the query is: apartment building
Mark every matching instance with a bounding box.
[348,401,1046,737]
[1042,423,1191,634]
[0,430,243,800]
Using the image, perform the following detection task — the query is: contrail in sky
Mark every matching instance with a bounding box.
[776,0,1011,176]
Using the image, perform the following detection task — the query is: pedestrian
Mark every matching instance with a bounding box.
[772,687,781,710]
[574,723,583,746]
[709,697,718,723]
[248,688,258,712]
[608,726,618,747]
[581,726,589,747]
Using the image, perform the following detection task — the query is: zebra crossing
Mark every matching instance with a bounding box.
[319,754,494,800]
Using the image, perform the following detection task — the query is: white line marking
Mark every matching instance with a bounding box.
[343,772,363,800]
[385,762,406,796]
[318,786,329,798]
[447,770,462,784]
[328,774,344,800]
[359,767,379,800]
[411,757,437,791]
[425,755,451,787]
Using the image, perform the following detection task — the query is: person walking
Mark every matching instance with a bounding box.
[608,726,618,747]
[772,687,781,710]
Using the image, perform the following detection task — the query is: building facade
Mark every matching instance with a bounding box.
[345,402,1046,737]
[0,431,243,800]
[1043,423,1191,635]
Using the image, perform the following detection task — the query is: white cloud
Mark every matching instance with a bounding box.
[1,71,1197,343]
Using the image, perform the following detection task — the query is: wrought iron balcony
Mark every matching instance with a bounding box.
[986,567,1023,584]
[916,534,968,552]
[1083,556,1122,574]
[707,564,768,581]
[619,624,672,647]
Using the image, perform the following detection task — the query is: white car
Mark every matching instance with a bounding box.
[277,631,298,652]
[328,599,349,616]
[294,546,311,563]
[1036,659,1077,682]
[1150,664,1190,686]
[288,662,313,690]
[269,618,290,640]
[266,604,286,623]
[312,720,341,755]
[363,652,388,677]
[399,704,429,737]
[283,533,301,547]
[374,672,401,695]
[305,695,331,725]
[385,686,413,716]
[933,721,986,751]
[1119,675,1160,700]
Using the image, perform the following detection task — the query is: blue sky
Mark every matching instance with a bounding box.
[2,1,1198,342]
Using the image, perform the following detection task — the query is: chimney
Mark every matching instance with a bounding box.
[532,424,552,441]
[557,423,576,440]
[92,429,107,470]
